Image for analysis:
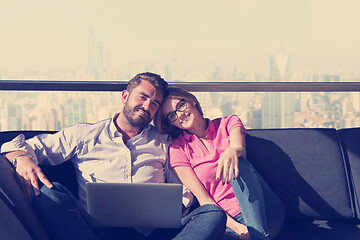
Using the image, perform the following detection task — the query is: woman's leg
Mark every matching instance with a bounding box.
[230,157,285,240]
[146,204,226,240]
[174,204,227,240]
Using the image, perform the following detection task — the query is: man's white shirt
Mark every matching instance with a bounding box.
[1,116,192,212]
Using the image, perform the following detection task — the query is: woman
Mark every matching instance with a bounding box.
[155,88,285,240]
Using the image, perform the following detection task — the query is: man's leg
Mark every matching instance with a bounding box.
[173,204,226,240]
[33,182,98,240]
[92,227,147,240]
[93,205,226,240]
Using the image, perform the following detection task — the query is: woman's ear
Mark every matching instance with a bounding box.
[187,99,204,116]
[195,102,204,116]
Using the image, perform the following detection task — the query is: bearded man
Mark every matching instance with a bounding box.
[1,72,227,240]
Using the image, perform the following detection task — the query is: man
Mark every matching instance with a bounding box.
[1,72,226,240]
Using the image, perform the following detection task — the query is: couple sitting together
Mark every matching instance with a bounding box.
[1,72,284,240]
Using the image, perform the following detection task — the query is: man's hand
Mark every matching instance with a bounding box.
[6,152,53,201]
[216,148,239,184]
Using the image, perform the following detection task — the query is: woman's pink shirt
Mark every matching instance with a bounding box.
[168,115,245,217]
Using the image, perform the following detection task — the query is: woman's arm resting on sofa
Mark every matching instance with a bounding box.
[4,151,53,201]
[216,126,247,184]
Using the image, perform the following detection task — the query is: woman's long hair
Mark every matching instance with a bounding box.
[154,87,203,141]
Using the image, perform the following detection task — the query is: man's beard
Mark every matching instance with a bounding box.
[123,102,151,128]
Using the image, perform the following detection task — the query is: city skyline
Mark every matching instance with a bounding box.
[1,0,360,76]
[1,67,359,131]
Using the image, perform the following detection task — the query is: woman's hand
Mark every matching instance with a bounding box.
[218,125,247,184]
[216,148,239,184]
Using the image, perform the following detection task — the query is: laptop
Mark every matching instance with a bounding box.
[86,182,183,228]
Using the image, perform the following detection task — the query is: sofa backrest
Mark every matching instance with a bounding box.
[338,127,360,220]
[1,128,358,226]
[246,128,355,221]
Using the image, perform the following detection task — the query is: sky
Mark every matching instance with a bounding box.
[1,0,360,74]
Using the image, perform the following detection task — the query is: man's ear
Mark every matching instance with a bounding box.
[121,90,129,103]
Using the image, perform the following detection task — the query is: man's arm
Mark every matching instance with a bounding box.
[4,150,53,201]
[1,125,84,201]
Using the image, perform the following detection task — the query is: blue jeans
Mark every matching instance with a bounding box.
[223,157,285,240]
[33,182,226,240]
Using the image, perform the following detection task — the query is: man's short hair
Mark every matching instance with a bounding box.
[126,72,168,98]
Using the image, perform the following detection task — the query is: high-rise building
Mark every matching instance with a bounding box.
[321,74,340,82]
[248,109,262,129]
[66,98,86,126]
[88,28,96,77]
[262,54,295,128]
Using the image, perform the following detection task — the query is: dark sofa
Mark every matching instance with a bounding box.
[1,128,360,240]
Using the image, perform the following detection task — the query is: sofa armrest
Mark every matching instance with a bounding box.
[0,155,49,240]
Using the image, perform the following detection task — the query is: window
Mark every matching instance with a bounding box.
[1,1,359,130]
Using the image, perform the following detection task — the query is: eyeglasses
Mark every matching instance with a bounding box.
[165,99,187,123]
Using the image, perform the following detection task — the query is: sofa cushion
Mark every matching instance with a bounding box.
[338,127,360,220]
[0,189,33,240]
[246,128,354,220]
[276,219,360,240]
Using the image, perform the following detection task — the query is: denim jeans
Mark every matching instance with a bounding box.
[223,157,285,240]
[33,182,226,240]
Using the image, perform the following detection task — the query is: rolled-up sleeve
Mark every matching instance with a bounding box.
[1,134,39,164]
[1,124,84,166]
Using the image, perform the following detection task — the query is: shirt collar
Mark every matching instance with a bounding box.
[183,118,213,142]
[110,113,121,139]
[182,130,194,142]
[110,113,152,140]
[205,118,215,136]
